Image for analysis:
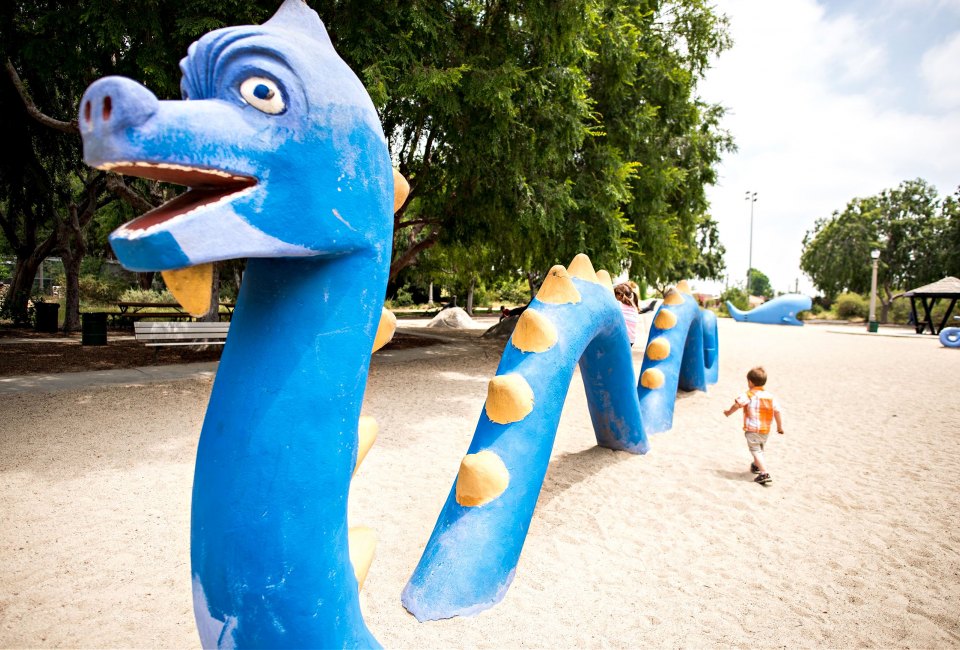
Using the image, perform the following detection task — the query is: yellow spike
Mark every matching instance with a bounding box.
[663,288,685,306]
[654,309,678,330]
[640,368,665,389]
[646,337,671,361]
[456,450,510,507]
[485,374,534,424]
[536,265,581,304]
[567,253,599,283]
[511,309,558,353]
[348,526,377,591]
[372,308,397,353]
[595,270,614,291]
[393,169,410,213]
[354,416,378,475]
[676,280,693,294]
[161,264,213,317]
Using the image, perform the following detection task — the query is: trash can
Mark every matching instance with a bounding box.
[82,312,108,346]
[867,320,879,333]
[34,302,60,333]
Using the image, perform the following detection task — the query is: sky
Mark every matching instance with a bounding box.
[693,0,960,296]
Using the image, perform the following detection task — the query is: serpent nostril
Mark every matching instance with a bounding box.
[102,96,112,121]
[84,100,91,123]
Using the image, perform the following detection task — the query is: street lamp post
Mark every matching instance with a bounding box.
[745,191,757,292]
[868,249,880,332]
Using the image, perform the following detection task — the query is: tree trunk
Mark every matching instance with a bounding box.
[526,272,538,301]
[5,252,49,325]
[138,272,156,290]
[57,203,87,332]
[61,248,82,332]
[880,285,894,323]
[199,263,221,322]
[465,278,475,316]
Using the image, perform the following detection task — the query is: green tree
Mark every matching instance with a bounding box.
[2,0,733,328]
[748,267,772,298]
[801,178,957,321]
[322,0,732,283]
[0,0,276,327]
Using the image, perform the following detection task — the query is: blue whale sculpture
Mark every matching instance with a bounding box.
[726,293,812,326]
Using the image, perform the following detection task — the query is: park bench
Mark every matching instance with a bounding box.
[114,301,236,327]
[134,321,230,347]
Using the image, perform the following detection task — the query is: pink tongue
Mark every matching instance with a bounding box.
[124,188,227,231]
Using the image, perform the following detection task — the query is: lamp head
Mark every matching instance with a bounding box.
[871,249,881,260]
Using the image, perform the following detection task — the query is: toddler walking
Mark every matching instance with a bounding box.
[723,366,784,485]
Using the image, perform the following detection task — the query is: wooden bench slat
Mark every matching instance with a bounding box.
[134,321,231,347]
[144,340,226,348]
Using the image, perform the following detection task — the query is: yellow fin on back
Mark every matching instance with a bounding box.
[162,264,213,317]
[536,265,581,304]
[567,254,599,283]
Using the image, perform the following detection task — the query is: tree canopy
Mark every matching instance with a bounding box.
[1,0,733,328]
[800,178,959,319]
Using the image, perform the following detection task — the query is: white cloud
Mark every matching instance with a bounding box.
[695,0,960,296]
[921,31,960,109]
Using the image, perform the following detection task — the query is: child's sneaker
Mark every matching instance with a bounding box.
[750,463,760,474]
[754,473,772,485]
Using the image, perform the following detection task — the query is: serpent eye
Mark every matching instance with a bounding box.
[239,77,285,114]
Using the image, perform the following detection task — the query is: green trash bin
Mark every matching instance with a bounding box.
[34,302,60,333]
[82,312,108,346]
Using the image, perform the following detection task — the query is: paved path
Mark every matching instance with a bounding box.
[0,361,218,395]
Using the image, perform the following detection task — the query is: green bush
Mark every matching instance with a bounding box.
[719,287,748,315]
[118,287,175,304]
[888,298,912,324]
[79,274,128,303]
[393,285,414,307]
[494,278,530,305]
[835,292,868,319]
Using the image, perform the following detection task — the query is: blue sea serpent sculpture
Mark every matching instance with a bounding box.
[402,263,719,622]
[78,1,403,647]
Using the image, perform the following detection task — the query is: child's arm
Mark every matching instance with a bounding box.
[723,401,741,417]
[775,411,784,434]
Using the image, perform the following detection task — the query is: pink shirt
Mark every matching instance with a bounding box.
[619,302,640,344]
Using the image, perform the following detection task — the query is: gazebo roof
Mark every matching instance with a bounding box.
[902,276,960,297]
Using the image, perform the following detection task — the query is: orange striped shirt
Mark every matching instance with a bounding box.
[736,389,781,434]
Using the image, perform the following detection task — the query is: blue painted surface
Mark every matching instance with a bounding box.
[403,275,647,621]
[79,1,390,647]
[637,292,719,437]
[940,327,960,348]
[726,294,812,326]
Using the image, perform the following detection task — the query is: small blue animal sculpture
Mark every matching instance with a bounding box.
[79,1,394,647]
[940,327,960,348]
[402,261,717,620]
[726,293,812,326]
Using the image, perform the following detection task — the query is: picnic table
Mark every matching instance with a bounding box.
[113,302,236,326]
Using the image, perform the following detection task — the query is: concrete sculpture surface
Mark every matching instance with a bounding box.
[402,259,718,621]
[940,327,960,348]
[79,1,397,647]
[637,282,719,436]
[726,293,812,326]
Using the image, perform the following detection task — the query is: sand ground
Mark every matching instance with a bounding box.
[1,318,959,648]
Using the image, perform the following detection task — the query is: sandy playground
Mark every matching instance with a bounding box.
[1,318,959,648]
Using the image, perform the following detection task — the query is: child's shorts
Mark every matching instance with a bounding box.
[744,431,768,452]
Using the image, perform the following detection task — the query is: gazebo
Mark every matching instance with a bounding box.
[901,276,960,335]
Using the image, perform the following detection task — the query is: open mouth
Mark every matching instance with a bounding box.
[102,161,257,233]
